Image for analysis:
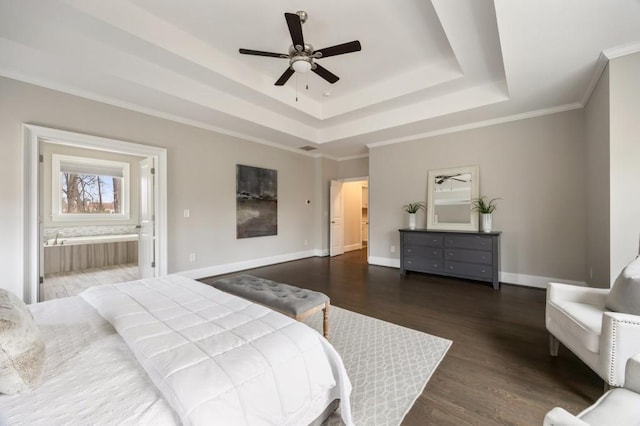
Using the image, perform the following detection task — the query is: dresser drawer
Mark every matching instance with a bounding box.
[404,245,442,259]
[403,233,443,247]
[444,261,492,280]
[444,235,493,251]
[444,248,492,265]
[404,257,442,273]
[399,229,500,289]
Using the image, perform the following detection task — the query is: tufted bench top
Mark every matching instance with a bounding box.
[210,275,329,317]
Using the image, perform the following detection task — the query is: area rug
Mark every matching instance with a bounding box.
[302,306,452,426]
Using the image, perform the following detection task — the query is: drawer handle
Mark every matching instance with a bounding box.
[407,261,412,264]
[448,252,453,256]
[407,249,412,253]
[449,265,454,270]
[481,269,486,273]
[433,264,439,267]
[433,251,438,255]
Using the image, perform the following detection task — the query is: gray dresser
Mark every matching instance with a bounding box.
[399,229,501,289]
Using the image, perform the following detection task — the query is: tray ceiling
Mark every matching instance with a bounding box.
[1,0,639,158]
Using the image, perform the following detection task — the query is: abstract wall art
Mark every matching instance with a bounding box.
[236,164,278,238]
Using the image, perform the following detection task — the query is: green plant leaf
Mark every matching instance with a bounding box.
[470,196,501,214]
[402,202,425,214]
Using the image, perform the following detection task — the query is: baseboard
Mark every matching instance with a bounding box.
[314,248,329,257]
[365,257,587,289]
[344,243,362,252]
[368,256,401,268]
[179,250,318,280]
[499,272,586,289]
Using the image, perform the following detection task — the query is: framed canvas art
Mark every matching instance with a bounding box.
[236,164,278,238]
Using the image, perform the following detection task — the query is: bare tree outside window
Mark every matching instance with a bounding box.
[61,172,122,214]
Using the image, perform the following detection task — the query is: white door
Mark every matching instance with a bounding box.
[38,145,45,301]
[329,180,344,257]
[138,157,155,278]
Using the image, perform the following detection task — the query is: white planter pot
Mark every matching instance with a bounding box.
[409,213,416,229]
[481,213,492,233]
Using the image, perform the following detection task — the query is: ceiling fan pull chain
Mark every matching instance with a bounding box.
[296,73,299,102]
[306,72,309,90]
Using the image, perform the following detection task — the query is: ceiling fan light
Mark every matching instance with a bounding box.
[292,59,312,73]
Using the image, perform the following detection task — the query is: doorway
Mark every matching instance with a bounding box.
[329,177,369,259]
[23,125,167,303]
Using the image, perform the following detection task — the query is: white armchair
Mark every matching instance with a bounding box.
[543,355,640,425]
[545,282,640,387]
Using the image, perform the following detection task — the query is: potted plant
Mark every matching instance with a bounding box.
[471,196,500,232]
[402,202,425,230]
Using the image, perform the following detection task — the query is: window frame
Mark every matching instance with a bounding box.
[51,154,130,222]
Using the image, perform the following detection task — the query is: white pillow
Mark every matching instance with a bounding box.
[0,289,45,394]
[606,256,640,315]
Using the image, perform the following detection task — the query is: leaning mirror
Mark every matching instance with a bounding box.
[426,165,479,231]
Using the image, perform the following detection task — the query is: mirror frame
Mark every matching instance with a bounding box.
[426,165,479,231]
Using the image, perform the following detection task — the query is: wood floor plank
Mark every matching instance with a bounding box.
[200,249,602,425]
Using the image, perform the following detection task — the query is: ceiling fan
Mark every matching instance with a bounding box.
[239,11,362,86]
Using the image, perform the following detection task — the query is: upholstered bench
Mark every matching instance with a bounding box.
[210,275,330,338]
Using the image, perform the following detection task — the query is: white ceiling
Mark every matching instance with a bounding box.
[1,0,639,159]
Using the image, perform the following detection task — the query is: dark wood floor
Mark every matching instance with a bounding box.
[200,249,602,425]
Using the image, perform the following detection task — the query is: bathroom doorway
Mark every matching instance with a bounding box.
[23,125,167,303]
[41,144,147,300]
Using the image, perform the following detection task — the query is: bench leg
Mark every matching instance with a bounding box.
[323,302,329,338]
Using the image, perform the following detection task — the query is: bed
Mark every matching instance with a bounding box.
[0,275,352,425]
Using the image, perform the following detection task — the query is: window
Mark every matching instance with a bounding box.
[52,154,130,221]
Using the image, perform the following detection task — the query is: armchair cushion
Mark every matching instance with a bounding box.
[546,299,604,354]
[606,256,640,315]
[544,356,640,426]
[579,388,640,425]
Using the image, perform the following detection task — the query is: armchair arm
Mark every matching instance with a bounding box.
[543,407,590,426]
[624,354,640,394]
[547,283,609,308]
[600,312,640,386]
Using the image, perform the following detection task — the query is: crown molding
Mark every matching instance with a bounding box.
[0,70,321,159]
[602,41,640,60]
[580,52,610,106]
[337,153,369,162]
[580,42,640,107]
[366,102,583,149]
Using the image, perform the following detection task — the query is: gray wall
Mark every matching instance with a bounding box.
[584,65,611,287]
[609,52,640,281]
[3,51,636,298]
[369,110,587,285]
[338,157,369,179]
[0,76,317,298]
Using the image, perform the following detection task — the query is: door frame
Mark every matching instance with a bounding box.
[23,124,168,304]
[329,176,369,258]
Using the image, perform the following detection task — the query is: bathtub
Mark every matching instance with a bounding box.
[45,233,139,246]
[43,234,139,273]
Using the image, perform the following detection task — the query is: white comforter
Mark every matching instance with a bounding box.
[80,275,352,426]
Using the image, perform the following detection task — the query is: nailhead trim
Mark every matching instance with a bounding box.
[607,317,640,386]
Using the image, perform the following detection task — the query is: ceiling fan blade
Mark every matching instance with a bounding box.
[239,48,288,58]
[314,40,361,58]
[275,67,295,86]
[285,13,305,49]
[312,63,339,84]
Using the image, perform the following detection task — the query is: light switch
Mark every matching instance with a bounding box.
[183,209,190,218]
